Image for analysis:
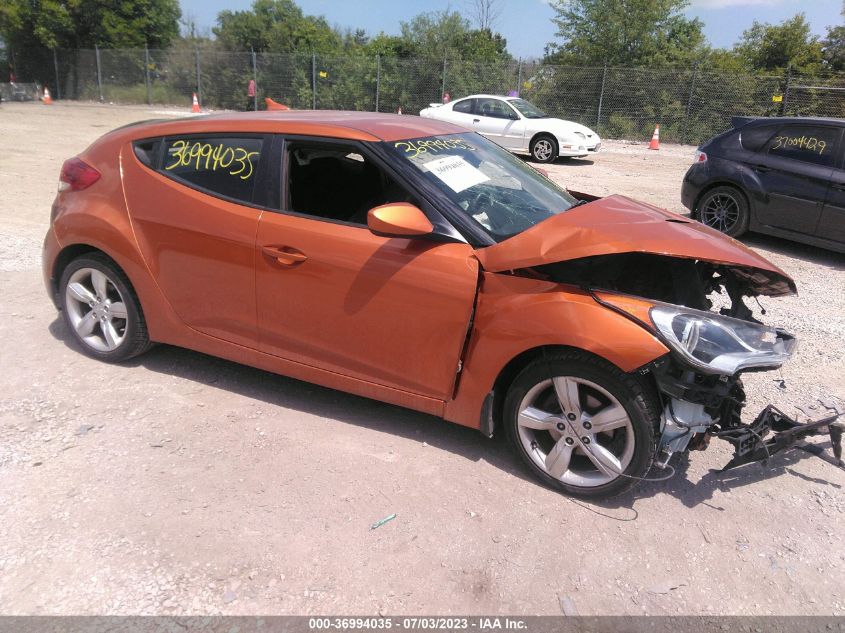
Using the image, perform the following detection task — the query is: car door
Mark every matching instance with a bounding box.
[122,134,271,347]
[814,128,845,246]
[472,98,524,149]
[254,137,479,400]
[750,124,839,235]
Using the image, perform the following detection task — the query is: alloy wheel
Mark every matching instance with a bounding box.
[533,139,554,162]
[516,376,635,487]
[700,193,740,234]
[64,267,129,352]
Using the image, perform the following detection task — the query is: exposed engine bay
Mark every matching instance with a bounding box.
[533,252,843,474]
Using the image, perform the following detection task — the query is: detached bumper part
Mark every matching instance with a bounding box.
[717,405,844,472]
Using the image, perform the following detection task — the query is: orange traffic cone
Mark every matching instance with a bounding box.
[43,87,53,105]
[191,92,200,113]
[264,97,290,111]
[648,124,660,150]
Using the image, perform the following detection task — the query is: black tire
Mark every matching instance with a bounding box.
[696,185,749,238]
[503,350,659,498]
[530,134,558,163]
[59,253,152,362]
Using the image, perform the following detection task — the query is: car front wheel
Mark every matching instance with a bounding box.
[697,186,749,238]
[59,253,152,362]
[504,350,659,498]
[530,134,558,163]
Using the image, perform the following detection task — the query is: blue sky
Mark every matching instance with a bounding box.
[179,0,842,59]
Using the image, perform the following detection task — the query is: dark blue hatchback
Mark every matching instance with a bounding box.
[681,116,845,253]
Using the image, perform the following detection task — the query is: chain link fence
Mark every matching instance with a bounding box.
[7,46,845,145]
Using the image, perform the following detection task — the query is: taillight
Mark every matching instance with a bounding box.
[59,158,100,192]
[693,150,707,164]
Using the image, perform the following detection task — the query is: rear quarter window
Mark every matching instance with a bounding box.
[763,125,839,167]
[160,136,264,203]
[452,99,474,114]
[739,124,779,152]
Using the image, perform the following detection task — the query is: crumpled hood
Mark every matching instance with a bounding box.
[475,194,796,296]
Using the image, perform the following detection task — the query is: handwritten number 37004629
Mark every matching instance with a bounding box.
[165,140,259,180]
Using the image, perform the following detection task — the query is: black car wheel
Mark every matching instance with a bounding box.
[697,186,749,238]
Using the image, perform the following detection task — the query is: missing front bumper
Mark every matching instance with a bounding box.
[715,405,844,472]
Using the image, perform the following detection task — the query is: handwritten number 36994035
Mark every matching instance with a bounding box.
[165,140,259,180]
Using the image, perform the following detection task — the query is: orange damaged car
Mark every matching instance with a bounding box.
[45,111,826,498]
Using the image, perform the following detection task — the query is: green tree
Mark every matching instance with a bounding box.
[822,2,845,71]
[214,0,341,54]
[545,0,706,66]
[733,14,823,73]
[0,0,180,50]
[398,10,510,62]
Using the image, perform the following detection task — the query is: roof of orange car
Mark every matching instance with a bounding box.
[119,110,465,143]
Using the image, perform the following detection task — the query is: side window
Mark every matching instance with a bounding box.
[764,125,839,167]
[160,136,263,203]
[476,98,517,120]
[286,141,419,226]
[452,99,474,114]
[739,124,779,152]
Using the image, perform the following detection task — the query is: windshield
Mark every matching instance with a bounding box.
[385,133,578,241]
[509,98,547,119]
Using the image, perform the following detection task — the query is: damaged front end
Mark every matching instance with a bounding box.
[538,252,842,474]
[475,194,842,475]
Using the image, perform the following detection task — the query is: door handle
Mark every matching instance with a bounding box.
[261,245,308,266]
[753,164,772,173]
[472,118,480,123]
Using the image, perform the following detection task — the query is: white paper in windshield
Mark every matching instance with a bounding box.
[423,155,489,193]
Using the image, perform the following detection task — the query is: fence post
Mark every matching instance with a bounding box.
[311,53,317,109]
[251,48,258,111]
[52,48,61,100]
[781,66,792,116]
[144,45,152,105]
[441,56,447,100]
[681,63,699,145]
[95,44,103,102]
[596,63,607,130]
[375,53,381,113]
[516,58,522,95]
[195,47,202,106]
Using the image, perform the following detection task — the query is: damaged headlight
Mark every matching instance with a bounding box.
[650,305,796,376]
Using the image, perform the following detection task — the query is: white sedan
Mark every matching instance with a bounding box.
[419,94,601,163]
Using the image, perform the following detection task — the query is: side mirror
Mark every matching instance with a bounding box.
[367,202,434,238]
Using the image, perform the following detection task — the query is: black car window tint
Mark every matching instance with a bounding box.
[133,139,159,167]
[476,98,512,119]
[452,99,473,114]
[764,125,839,167]
[159,136,263,203]
[286,142,418,225]
[739,125,779,152]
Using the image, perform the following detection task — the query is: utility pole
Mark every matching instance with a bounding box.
[144,45,152,105]
[95,45,103,102]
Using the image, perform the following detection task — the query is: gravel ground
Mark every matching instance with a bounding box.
[0,101,844,616]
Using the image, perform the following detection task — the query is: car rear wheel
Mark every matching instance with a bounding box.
[60,253,152,362]
[697,186,749,238]
[530,135,558,163]
[503,350,658,498]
